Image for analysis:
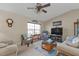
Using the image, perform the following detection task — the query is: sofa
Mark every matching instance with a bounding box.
[0,33,18,56]
[0,44,17,56]
[57,36,79,56]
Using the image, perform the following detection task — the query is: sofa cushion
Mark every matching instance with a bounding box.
[66,37,79,48]
[0,40,13,45]
[0,43,8,48]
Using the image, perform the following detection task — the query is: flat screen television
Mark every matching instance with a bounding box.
[51,27,63,35]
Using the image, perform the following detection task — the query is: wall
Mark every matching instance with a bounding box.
[1,8,79,44]
[0,10,44,45]
[0,10,28,45]
[43,9,79,40]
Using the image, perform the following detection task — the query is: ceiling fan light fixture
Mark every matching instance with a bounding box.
[32,20,38,24]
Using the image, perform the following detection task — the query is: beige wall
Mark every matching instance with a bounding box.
[0,10,44,45]
[0,10,28,45]
[1,8,79,44]
[43,9,79,40]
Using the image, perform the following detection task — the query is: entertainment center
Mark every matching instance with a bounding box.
[51,27,63,42]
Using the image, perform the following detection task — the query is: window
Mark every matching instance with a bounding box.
[27,23,41,37]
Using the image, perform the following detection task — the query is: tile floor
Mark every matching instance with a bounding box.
[18,40,44,56]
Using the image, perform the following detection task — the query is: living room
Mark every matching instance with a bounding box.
[0,3,79,56]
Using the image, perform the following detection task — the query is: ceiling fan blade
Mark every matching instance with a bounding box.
[41,3,50,8]
[42,9,47,13]
[27,7,35,9]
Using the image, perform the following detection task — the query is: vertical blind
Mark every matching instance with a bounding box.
[27,23,41,37]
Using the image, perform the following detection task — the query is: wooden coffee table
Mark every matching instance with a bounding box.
[42,42,57,52]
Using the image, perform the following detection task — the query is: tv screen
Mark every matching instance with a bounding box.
[51,28,63,35]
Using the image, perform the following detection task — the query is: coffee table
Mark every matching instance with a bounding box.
[42,42,57,52]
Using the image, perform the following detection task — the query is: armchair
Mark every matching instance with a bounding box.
[21,34,33,47]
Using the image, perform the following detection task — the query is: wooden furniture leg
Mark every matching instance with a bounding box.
[27,43,29,47]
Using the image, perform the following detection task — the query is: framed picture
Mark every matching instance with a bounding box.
[53,21,62,26]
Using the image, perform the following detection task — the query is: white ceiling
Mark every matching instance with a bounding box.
[0,3,79,22]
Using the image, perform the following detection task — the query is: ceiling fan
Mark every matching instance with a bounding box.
[27,3,51,13]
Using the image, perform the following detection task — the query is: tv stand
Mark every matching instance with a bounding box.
[50,34,62,42]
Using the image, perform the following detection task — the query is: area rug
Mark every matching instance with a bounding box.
[34,46,57,56]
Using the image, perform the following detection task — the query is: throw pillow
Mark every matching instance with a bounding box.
[66,37,79,48]
[66,36,75,43]
[47,38,53,44]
